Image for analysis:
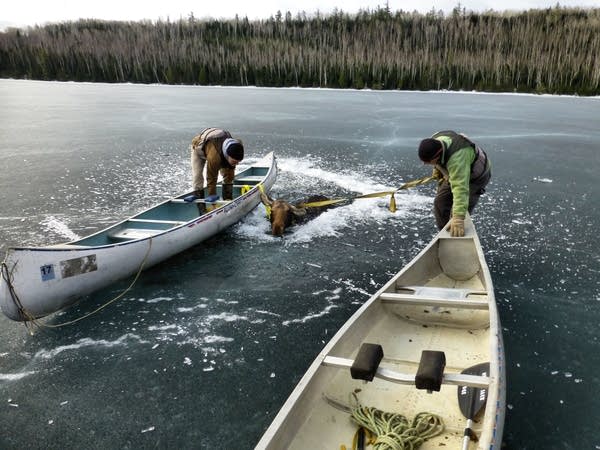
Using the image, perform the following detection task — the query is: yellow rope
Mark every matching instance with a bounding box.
[298,175,436,209]
[1,238,153,331]
[257,183,272,219]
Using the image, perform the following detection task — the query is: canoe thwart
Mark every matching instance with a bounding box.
[415,350,446,392]
[322,355,490,389]
[350,343,384,381]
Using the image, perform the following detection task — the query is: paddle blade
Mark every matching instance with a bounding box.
[457,362,490,420]
[458,362,489,449]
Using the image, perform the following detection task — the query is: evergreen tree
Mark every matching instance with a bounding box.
[0,6,598,95]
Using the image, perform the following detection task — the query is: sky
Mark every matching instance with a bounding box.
[3,0,600,29]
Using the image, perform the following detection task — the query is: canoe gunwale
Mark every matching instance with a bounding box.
[6,153,276,252]
[256,214,505,450]
[0,152,277,321]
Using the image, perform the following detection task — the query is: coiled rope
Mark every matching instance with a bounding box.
[348,393,444,450]
[1,238,153,333]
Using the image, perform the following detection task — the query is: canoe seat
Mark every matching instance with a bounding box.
[234,176,263,184]
[108,228,165,242]
[108,219,186,242]
[379,286,489,310]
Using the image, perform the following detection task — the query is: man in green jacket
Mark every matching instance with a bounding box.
[417,131,491,237]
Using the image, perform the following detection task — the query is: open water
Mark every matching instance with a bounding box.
[0,79,599,449]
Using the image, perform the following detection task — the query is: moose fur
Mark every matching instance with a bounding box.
[259,191,334,236]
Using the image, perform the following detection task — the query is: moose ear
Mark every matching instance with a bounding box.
[289,205,307,217]
[259,191,274,207]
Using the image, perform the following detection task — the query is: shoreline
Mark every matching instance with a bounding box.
[2,77,599,100]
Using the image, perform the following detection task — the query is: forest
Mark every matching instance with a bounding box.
[1,5,599,95]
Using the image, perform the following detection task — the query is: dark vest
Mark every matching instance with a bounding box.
[432,130,476,165]
[432,130,488,179]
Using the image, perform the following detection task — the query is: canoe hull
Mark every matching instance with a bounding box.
[256,215,505,450]
[1,153,276,321]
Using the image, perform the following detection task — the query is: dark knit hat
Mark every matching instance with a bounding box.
[418,138,443,162]
[223,138,244,161]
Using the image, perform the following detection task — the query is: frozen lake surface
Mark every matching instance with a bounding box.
[0,80,599,449]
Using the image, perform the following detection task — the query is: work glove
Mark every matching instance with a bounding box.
[446,215,465,237]
[205,194,220,203]
[184,194,199,202]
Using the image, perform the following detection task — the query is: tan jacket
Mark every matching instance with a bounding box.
[190,128,235,196]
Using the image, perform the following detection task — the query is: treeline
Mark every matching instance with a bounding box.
[1,6,600,95]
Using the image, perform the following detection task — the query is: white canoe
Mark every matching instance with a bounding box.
[256,214,505,450]
[0,152,277,322]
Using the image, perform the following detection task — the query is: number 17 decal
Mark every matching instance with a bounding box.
[40,264,55,281]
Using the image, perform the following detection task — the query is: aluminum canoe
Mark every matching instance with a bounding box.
[256,214,505,450]
[0,152,277,322]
